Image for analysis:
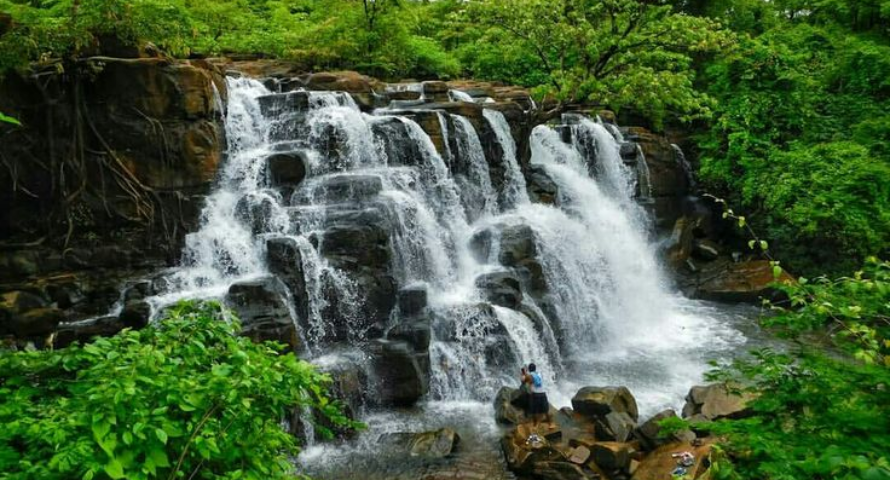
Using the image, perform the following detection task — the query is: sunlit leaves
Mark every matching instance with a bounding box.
[462,0,731,125]
[0,301,359,480]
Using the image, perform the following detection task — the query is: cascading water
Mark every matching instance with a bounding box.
[141,76,753,479]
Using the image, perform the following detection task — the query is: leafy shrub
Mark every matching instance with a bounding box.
[0,301,355,480]
[706,259,890,479]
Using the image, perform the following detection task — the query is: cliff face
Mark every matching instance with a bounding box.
[1,58,225,252]
[0,57,226,343]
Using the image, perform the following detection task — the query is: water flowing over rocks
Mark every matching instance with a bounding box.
[2,61,764,479]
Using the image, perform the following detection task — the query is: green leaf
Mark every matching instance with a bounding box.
[155,428,168,445]
[104,459,125,480]
[147,448,170,468]
[0,112,21,126]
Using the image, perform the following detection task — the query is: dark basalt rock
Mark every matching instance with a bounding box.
[397,285,428,318]
[235,193,279,234]
[225,276,299,352]
[302,174,384,205]
[370,117,424,167]
[54,316,130,348]
[527,164,560,205]
[475,271,523,309]
[257,90,310,117]
[119,300,152,329]
[266,151,308,189]
[369,338,430,406]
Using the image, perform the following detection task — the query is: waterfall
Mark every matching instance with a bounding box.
[483,109,529,209]
[145,77,744,416]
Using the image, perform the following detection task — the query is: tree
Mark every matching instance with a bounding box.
[463,0,732,125]
[0,301,357,480]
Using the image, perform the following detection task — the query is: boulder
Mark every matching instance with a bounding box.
[527,165,560,205]
[266,151,308,188]
[591,442,631,471]
[1,290,48,313]
[304,174,383,204]
[494,386,530,425]
[501,429,565,474]
[369,339,430,406]
[118,300,152,329]
[695,260,795,303]
[257,90,310,117]
[319,221,396,335]
[53,316,129,348]
[475,271,523,309]
[594,411,637,443]
[386,316,431,352]
[380,428,460,458]
[634,409,695,451]
[682,384,756,421]
[397,285,427,318]
[422,80,450,95]
[224,276,299,352]
[235,193,278,234]
[1,307,65,337]
[572,386,640,422]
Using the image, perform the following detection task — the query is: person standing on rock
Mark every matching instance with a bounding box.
[527,363,550,428]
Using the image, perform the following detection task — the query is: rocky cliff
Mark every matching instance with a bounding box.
[1,58,723,355]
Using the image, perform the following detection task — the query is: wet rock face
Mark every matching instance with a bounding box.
[476,271,523,309]
[224,276,300,353]
[527,165,560,205]
[369,339,430,406]
[380,427,461,458]
[85,59,226,191]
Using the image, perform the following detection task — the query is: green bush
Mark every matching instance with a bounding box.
[0,301,355,480]
[706,259,890,479]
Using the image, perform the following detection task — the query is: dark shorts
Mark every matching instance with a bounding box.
[530,392,549,415]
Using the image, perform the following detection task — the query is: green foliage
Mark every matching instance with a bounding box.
[695,5,890,275]
[706,260,890,480]
[0,301,356,480]
[0,0,462,80]
[707,350,890,480]
[0,111,20,126]
[461,0,731,125]
[768,258,890,365]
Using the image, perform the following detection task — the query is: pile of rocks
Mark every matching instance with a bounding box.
[498,383,753,480]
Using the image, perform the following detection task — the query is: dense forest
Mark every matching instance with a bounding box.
[1,1,889,479]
